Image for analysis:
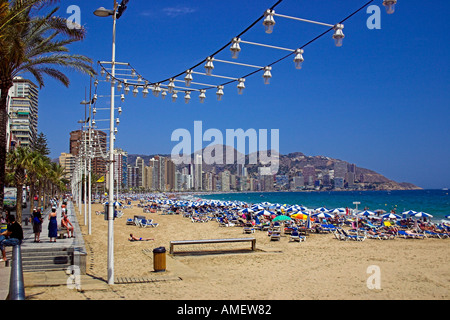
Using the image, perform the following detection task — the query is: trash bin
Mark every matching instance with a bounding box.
[153,247,166,272]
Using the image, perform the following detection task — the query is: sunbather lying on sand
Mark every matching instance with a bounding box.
[128,234,154,241]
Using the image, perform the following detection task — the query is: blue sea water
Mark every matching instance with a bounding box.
[199,190,450,222]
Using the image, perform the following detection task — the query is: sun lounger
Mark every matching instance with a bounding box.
[289,230,306,242]
[341,229,366,241]
[397,230,425,239]
[243,225,255,234]
[423,230,448,239]
[270,231,281,241]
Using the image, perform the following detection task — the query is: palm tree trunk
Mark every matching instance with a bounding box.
[0,80,13,211]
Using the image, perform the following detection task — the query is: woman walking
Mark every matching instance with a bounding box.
[32,208,43,242]
[48,207,58,242]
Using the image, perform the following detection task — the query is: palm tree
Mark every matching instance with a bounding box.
[0,0,95,209]
[26,149,44,212]
[6,146,32,224]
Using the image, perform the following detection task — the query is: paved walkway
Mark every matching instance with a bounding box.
[0,200,86,299]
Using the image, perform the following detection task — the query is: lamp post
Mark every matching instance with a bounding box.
[94,0,128,286]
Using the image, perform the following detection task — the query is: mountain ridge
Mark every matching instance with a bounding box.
[126,145,421,190]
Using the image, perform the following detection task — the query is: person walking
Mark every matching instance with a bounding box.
[32,208,43,242]
[48,207,58,242]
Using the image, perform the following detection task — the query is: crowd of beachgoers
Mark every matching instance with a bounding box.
[106,193,450,242]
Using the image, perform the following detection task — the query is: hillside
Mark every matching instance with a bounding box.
[127,145,421,190]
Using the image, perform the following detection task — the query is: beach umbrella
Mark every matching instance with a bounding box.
[401,210,417,216]
[272,215,292,222]
[251,205,265,211]
[414,212,433,218]
[329,208,345,214]
[357,210,375,217]
[315,207,328,212]
[286,207,299,213]
[239,208,254,215]
[445,215,450,219]
[311,212,334,219]
[256,210,275,216]
[381,213,401,220]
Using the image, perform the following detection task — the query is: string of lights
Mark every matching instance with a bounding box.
[96,0,397,104]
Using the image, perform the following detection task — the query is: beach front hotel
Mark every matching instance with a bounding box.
[6,77,39,150]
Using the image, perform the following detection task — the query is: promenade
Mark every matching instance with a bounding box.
[0,200,87,300]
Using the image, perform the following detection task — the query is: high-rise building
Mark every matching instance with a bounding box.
[135,157,145,188]
[165,157,176,191]
[334,161,348,180]
[70,129,107,178]
[220,170,230,192]
[302,165,316,186]
[114,148,128,189]
[127,165,139,189]
[194,154,202,191]
[7,77,39,148]
[59,153,76,180]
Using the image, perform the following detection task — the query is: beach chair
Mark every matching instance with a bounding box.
[424,230,448,239]
[341,229,366,241]
[126,218,134,225]
[289,230,305,242]
[270,232,281,241]
[139,219,153,227]
[397,230,425,239]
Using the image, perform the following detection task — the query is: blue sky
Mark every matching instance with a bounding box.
[35,0,450,189]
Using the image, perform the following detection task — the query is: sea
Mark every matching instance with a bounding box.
[198,189,450,222]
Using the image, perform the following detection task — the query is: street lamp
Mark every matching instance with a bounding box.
[93,0,128,286]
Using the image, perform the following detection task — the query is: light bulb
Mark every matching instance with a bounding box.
[199,90,206,103]
[216,86,224,101]
[333,24,345,47]
[263,66,272,85]
[294,49,304,70]
[263,10,275,34]
[205,57,214,76]
[172,91,178,103]
[230,38,241,59]
[383,0,397,14]
[237,78,245,95]
[184,91,191,104]
[168,79,175,93]
[185,70,193,87]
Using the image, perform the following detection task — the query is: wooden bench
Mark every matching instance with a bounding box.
[169,238,256,254]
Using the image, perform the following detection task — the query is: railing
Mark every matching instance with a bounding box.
[7,245,25,300]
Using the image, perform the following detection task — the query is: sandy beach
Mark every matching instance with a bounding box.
[25,201,450,300]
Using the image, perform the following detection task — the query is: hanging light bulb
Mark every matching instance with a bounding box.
[137,75,143,82]
[118,107,122,115]
[106,74,111,81]
[382,0,397,14]
[184,70,193,87]
[116,118,120,125]
[263,9,276,34]
[92,108,97,115]
[333,24,345,47]
[184,91,191,104]
[161,91,167,100]
[117,82,123,91]
[114,127,118,134]
[93,94,98,102]
[230,38,241,59]
[237,78,245,95]
[172,91,178,103]
[216,86,224,101]
[131,69,136,77]
[263,66,272,85]
[92,119,96,126]
[101,68,106,77]
[142,86,149,98]
[132,86,139,97]
[121,94,125,102]
[168,79,175,93]
[152,83,161,97]
[94,79,99,87]
[199,90,206,103]
[124,83,130,95]
[293,49,304,70]
[205,57,214,76]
